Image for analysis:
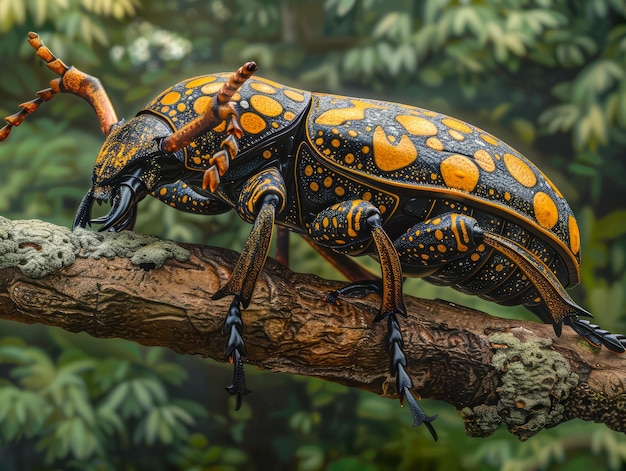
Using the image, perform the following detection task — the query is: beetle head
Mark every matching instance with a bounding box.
[74,114,188,231]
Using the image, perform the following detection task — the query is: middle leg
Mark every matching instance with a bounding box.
[308,199,437,439]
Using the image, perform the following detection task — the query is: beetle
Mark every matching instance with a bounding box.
[3,32,625,441]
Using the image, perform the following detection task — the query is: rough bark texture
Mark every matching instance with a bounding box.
[0,217,625,440]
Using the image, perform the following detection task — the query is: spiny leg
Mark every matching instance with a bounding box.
[309,200,437,439]
[212,168,286,408]
[482,231,626,352]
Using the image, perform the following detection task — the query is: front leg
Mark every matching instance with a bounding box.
[308,200,437,439]
[212,167,286,409]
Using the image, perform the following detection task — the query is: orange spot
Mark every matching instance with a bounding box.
[186,76,217,88]
[263,150,272,159]
[504,153,537,188]
[315,99,384,126]
[240,112,266,134]
[193,96,212,115]
[396,115,438,136]
[533,192,559,229]
[304,165,314,176]
[345,153,355,164]
[284,111,296,121]
[250,95,283,117]
[331,139,341,148]
[372,126,418,172]
[440,155,480,192]
[348,130,358,137]
[335,186,345,197]
[310,182,319,192]
[426,137,444,151]
[442,118,472,133]
[473,149,496,172]
[323,176,333,187]
[284,89,305,102]
[480,133,499,146]
[161,91,181,105]
[177,103,187,112]
[569,215,581,254]
[250,82,277,94]
[448,130,465,141]
[200,82,224,95]
[471,252,481,262]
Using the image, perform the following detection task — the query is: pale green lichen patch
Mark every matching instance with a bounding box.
[461,328,579,441]
[72,227,190,268]
[0,217,77,279]
[0,217,190,278]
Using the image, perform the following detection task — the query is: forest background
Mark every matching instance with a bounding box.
[0,0,625,469]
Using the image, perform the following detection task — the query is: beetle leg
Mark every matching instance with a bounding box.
[308,200,437,439]
[1,32,118,142]
[212,168,286,408]
[481,231,626,351]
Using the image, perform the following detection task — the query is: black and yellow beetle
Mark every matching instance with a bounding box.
[3,33,625,441]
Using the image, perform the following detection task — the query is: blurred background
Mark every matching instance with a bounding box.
[1,0,625,469]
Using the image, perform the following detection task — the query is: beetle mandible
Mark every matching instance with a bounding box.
[3,32,625,441]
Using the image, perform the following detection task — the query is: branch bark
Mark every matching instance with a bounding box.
[0,217,625,440]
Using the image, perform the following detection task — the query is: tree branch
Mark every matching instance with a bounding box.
[0,217,625,440]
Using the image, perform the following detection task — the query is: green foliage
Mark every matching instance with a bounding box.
[0,0,625,469]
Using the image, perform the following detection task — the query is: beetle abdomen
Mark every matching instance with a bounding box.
[305,93,580,286]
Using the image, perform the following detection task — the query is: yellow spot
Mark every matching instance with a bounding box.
[161,91,181,105]
[332,128,339,135]
[186,76,217,88]
[304,165,314,176]
[348,130,358,137]
[345,153,355,164]
[435,229,444,240]
[159,187,168,196]
[426,137,444,151]
[473,149,496,172]
[569,215,581,254]
[533,191,559,229]
[200,82,224,95]
[250,95,283,117]
[250,82,277,94]
[440,154,480,192]
[316,137,324,146]
[442,118,472,133]
[422,110,437,117]
[177,103,187,112]
[182,195,188,204]
[504,153,537,187]
[284,89,305,102]
[480,133,499,146]
[315,99,384,126]
[331,139,341,148]
[169,109,177,117]
[284,111,296,121]
[161,106,169,114]
[395,115,438,136]
[372,125,418,172]
[448,130,465,141]
[193,96,212,115]
[323,217,329,228]
[240,112,266,134]
[504,192,511,201]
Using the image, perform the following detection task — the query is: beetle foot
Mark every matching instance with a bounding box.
[223,296,251,409]
[324,279,382,304]
[565,316,626,353]
[225,349,250,410]
[386,311,437,440]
